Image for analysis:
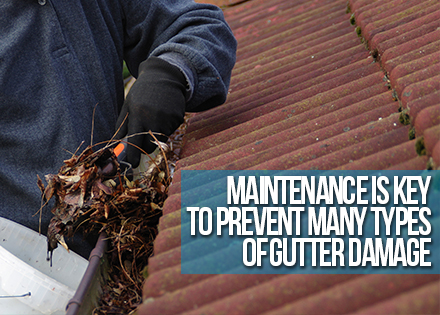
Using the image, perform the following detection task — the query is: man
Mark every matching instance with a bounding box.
[0,0,236,256]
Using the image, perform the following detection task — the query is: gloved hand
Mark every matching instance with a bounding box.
[115,56,188,168]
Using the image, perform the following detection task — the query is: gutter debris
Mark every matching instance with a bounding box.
[37,116,191,314]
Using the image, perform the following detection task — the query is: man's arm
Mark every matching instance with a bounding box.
[116,0,237,167]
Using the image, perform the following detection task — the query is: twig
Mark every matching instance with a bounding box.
[117,219,140,291]
[148,131,171,185]
[90,103,99,147]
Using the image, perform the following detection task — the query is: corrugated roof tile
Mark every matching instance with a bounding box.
[407,90,440,125]
[400,75,440,108]
[350,279,440,315]
[339,140,420,170]
[182,70,385,160]
[390,52,439,95]
[373,14,440,54]
[153,223,181,254]
[148,245,180,272]
[432,141,440,167]
[186,92,396,170]
[169,275,358,315]
[260,275,440,315]
[181,82,388,168]
[138,0,440,313]
[383,40,440,76]
[142,274,280,315]
[386,155,429,170]
[143,267,213,298]
[360,0,439,43]
[292,124,410,170]
[395,65,440,102]
[424,125,440,156]
[415,104,440,135]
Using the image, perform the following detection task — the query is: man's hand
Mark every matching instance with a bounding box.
[115,57,187,168]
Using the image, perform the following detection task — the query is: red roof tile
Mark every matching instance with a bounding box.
[261,274,439,315]
[407,90,440,125]
[350,280,440,315]
[138,0,440,314]
[415,104,440,135]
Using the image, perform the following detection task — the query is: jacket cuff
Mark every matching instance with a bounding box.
[156,52,195,102]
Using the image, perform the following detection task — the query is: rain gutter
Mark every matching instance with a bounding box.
[65,232,108,315]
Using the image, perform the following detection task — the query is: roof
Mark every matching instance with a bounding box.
[138,0,440,314]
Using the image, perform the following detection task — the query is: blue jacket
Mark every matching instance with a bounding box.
[0,0,236,254]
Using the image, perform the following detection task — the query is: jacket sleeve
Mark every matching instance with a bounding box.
[121,0,237,112]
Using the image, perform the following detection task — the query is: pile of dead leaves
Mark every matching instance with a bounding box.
[37,139,172,315]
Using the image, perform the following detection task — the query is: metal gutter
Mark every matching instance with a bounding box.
[65,233,108,315]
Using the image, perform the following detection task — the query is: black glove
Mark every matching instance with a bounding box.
[115,57,187,168]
